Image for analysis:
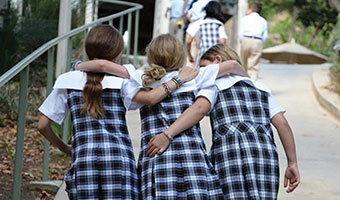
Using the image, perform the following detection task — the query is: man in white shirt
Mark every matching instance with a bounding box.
[239,2,267,79]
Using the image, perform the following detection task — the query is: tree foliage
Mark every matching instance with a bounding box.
[249,0,338,55]
[297,0,338,37]
[0,0,60,76]
[0,7,19,75]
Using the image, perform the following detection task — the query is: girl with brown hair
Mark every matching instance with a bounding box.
[148,43,300,199]
[37,25,140,200]
[37,25,139,199]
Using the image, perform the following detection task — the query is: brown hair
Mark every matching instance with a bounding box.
[81,24,124,117]
[200,43,242,65]
[142,34,186,87]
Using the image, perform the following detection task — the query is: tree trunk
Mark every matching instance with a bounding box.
[288,6,298,42]
[305,25,320,48]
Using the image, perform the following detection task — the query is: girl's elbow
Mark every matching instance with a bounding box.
[38,116,50,132]
[38,121,47,132]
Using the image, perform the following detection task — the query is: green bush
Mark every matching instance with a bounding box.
[330,18,340,93]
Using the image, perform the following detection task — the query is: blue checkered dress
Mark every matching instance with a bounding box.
[138,91,225,200]
[197,21,222,64]
[64,89,138,200]
[209,81,279,199]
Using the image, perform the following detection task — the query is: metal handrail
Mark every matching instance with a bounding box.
[0,1,143,199]
[0,0,142,87]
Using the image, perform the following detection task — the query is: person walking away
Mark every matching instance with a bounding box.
[185,0,211,67]
[166,0,188,42]
[186,1,227,68]
[239,2,267,79]
[37,25,139,199]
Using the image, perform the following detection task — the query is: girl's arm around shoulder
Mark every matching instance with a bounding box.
[217,60,249,78]
[271,112,300,193]
[132,67,198,106]
[77,59,130,78]
[147,96,211,157]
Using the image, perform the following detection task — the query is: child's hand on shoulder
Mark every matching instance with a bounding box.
[284,162,300,193]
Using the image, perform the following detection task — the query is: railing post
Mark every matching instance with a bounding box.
[66,37,73,71]
[62,37,73,142]
[62,115,70,142]
[133,10,140,66]
[42,48,55,181]
[119,15,124,34]
[82,30,88,61]
[12,66,29,200]
[126,13,132,63]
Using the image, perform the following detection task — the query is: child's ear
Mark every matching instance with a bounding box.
[215,55,223,63]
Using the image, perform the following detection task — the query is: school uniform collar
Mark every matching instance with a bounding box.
[200,17,223,25]
[215,75,271,93]
[53,71,124,90]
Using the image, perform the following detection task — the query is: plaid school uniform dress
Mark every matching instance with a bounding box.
[186,18,227,68]
[196,19,224,64]
[40,71,138,200]
[138,91,224,200]
[125,67,224,200]
[209,80,280,200]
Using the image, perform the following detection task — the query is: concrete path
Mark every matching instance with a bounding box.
[258,63,340,199]
[55,63,340,199]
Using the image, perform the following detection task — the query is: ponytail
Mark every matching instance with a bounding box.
[142,64,167,87]
[81,24,124,117]
[81,73,105,117]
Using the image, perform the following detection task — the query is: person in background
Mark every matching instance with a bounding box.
[166,0,188,42]
[185,0,211,67]
[239,2,268,79]
[186,1,227,68]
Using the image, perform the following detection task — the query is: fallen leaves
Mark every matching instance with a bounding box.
[0,122,71,199]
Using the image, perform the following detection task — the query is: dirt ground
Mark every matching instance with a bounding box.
[0,122,71,200]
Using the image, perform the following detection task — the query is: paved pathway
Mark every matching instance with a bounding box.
[257,63,340,199]
[56,63,340,199]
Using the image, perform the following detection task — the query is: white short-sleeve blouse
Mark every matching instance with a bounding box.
[39,64,138,124]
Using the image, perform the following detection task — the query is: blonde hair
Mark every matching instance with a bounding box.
[200,43,242,65]
[143,34,186,87]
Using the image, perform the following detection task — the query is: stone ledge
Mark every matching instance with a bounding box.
[29,180,63,193]
[312,67,340,121]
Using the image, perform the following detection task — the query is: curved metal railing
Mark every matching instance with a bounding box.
[0,1,143,199]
